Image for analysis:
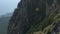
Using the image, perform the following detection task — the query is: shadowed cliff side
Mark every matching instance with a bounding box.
[8,0,60,34]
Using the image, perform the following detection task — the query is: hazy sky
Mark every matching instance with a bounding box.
[0,0,20,15]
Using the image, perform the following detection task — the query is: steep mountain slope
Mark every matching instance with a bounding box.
[8,0,60,34]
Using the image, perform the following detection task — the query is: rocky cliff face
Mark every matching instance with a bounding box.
[8,0,60,34]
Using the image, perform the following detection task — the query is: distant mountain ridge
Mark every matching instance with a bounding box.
[0,12,13,23]
[0,12,13,18]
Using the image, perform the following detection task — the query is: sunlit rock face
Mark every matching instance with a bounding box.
[47,0,60,34]
[8,0,60,34]
[51,21,60,34]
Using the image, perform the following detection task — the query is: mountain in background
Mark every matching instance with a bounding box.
[0,12,13,18]
[0,12,13,34]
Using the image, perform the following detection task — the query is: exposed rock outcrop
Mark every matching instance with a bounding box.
[8,0,60,34]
